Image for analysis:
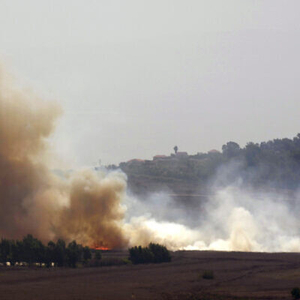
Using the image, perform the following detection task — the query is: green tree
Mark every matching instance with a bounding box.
[244,142,261,167]
[129,246,153,264]
[22,234,44,265]
[129,243,171,264]
[10,240,23,266]
[0,239,11,264]
[83,246,92,263]
[44,241,55,268]
[53,239,66,267]
[222,141,241,158]
[66,241,82,268]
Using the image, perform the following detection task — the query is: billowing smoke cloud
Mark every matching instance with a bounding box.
[0,66,62,241]
[124,164,300,252]
[1,64,300,252]
[54,170,128,248]
[123,186,300,252]
[0,65,127,249]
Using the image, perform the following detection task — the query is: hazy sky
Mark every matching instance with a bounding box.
[1,1,300,166]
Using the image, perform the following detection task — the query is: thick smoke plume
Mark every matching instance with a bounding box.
[0,67,61,241]
[1,65,300,252]
[54,170,128,248]
[0,66,127,248]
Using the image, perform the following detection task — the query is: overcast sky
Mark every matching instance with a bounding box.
[1,0,300,166]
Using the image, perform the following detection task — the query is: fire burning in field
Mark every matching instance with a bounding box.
[93,247,111,251]
[91,242,112,251]
[2,64,300,253]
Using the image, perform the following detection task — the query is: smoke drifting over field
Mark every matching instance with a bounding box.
[123,185,300,252]
[1,65,300,252]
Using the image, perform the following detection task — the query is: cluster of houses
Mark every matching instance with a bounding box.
[126,151,188,164]
[153,151,188,160]
[125,149,220,165]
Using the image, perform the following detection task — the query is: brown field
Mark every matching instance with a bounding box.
[1,250,300,300]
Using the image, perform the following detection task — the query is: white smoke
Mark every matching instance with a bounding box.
[124,182,300,252]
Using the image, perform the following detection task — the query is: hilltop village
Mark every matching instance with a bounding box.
[107,147,222,196]
[121,148,221,175]
[107,135,300,197]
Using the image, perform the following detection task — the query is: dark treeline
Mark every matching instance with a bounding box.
[118,134,300,190]
[0,234,95,268]
[217,133,300,189]
[129,243,171,264]
[1,235,172,268]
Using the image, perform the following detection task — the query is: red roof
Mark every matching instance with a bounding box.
[208,149,220,153]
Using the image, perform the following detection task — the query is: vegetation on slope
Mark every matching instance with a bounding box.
[117,134,300,191]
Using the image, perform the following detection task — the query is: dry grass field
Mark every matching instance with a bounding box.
[1,250,300,300]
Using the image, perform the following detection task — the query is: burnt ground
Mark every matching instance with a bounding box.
[1,250,300,300]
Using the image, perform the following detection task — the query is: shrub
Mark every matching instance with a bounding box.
[202,270,214,280]
[291,287,300,299]
[122,258,132,265]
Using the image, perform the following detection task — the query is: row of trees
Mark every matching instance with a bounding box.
[129,243,171,264]
[0,235,97,268]
[219,134,300,189]
[1,235,172,267]
[1,235,171,267]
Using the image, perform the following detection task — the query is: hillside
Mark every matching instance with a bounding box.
[109,134,300,197]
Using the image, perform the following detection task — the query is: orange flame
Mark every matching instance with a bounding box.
[93,246,111,251]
